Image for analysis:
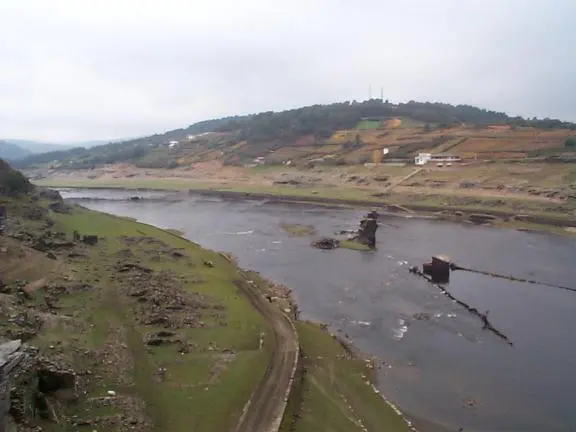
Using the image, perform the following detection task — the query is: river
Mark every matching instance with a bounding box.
[60,188,576,432]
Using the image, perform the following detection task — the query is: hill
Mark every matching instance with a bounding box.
[15,100,576,170]
[4,139,72,154]
[0,140,32,161]
[4,138,139,155]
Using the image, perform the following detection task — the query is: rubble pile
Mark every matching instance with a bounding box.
[113,262,225,333]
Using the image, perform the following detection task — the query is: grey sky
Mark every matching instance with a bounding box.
[1,0,575,143]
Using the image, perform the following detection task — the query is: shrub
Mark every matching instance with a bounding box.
[0,160,33,195]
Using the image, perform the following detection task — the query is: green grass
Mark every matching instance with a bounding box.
[166,228,184,236]
[41,205,271,431]
[356,120,381,130]
[339,240,372,251]
[34,176,384,202]
[280,223,316,236]
[392,191,574,219]
[280,322,411,432]
[35,177,199,190]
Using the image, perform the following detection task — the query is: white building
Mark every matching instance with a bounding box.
[415,153,461,165]
[415,153,431,165]
[168,140,179,148]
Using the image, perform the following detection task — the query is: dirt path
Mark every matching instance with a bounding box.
[23,277,46,293]
[233,277,299,432]
[385,167,423,191]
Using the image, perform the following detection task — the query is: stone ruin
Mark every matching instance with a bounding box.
[1,340,80,431]
[1,340,26,432]
[354,210,379,248]
[311,210,379,250]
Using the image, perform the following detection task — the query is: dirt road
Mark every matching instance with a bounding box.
[233,277,299,432]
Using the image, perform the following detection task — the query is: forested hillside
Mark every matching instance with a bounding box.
[14,100,576,169]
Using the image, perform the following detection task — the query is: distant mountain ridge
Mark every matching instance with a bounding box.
[5,139,73,154]
[4,138,136,153]
[0,140,32,161]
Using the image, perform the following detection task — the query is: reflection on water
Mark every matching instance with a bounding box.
[62,189,576,432]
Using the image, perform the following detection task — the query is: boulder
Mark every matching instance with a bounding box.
[1,341,26,429]
[48,201,69,214]
[32,235,75,252]
[36,189,62,201]
[81,235,98,245]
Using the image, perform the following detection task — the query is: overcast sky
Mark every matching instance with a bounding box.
[0,0,574,143]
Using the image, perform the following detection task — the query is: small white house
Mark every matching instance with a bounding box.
[415,153,431,165]
[415,153,461,165]
[168,140,179,149]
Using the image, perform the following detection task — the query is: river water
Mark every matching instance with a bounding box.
[60,188,576,432]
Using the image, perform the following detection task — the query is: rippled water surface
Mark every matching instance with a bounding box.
[61,188,576,432]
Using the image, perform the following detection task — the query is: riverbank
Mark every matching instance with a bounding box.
[34,176,576,236]
[1,191,413,431]
[51,185,576,431]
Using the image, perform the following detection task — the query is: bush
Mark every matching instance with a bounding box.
[0,160,33,195]
[565,137,576,148]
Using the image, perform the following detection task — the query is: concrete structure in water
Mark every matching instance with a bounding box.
[356,210,379,248]
[423,255,451,283]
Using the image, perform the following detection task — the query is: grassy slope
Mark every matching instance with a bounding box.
[31,204,270,431]
[280,322,411,432]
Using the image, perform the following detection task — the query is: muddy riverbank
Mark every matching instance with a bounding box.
[51,185,576,235]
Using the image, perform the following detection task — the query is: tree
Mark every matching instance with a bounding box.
[565,137,576,148]
[0,160,33,195]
